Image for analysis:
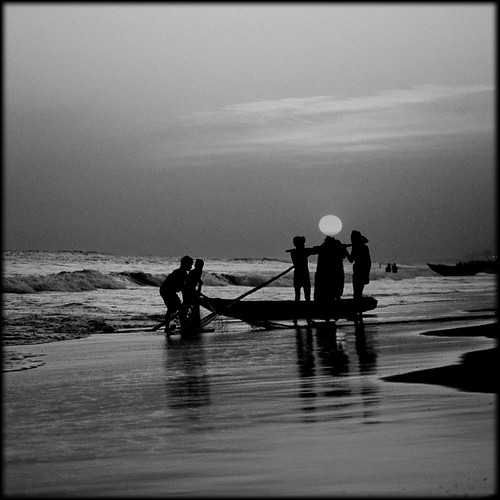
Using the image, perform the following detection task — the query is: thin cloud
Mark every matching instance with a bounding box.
[173,84,493,159]
[189,84,492,122]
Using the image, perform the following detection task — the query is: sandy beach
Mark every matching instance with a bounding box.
[3,315,497,497]
[4,2,496,496]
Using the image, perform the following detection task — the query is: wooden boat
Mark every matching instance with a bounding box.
[199,295,378,321]
[477,260,497,274]
[427,262,483,276]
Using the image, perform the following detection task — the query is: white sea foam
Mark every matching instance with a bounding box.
[2,250,439,294]
[2,251,496,345]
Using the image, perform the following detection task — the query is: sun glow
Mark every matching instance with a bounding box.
[319,215,342,236]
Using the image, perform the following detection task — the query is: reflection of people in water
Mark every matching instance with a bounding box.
[315,328,350,380]
[159,255,193,334]
[354,322,378,376]
[293,321,379,422]
[313,236,349,320]
[346,230,372,300]
[294,327,317,421]
[286,237,319,322]
[163,335,211,424]
[182,259,204,330]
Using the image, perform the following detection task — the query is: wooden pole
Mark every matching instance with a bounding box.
[199,265,294,326]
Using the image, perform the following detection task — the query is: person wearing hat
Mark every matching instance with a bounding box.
[347,230,371,300]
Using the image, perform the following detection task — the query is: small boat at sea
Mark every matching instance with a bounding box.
[427,260,496,276]
[478,259,498,274]
[199,296,378,322]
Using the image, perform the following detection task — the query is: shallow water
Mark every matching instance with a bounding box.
[3,251,497,496]
[4,318,496,497]
[2,250,496,346]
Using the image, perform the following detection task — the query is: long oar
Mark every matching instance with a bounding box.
[199,265,294,327]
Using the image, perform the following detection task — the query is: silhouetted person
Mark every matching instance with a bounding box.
[286,236,319,324]
[313,236,349,321]
[286,235,319,301]
[159,255,193,335]
[182,258,205,330]
[347,230,372,300]
[391,263,398,273]
[385,263,392,272]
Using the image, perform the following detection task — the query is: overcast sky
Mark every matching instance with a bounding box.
[4,3,496,262]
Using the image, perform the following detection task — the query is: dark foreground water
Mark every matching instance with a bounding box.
[4,312,496,497]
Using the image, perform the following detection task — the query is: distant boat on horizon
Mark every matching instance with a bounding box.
[427,258,497,276]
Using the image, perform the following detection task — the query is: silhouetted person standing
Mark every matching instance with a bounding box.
[160,255,193,335]
[347,230,372,300]
[391,263,398,273]
[286,236,319,302]
[286,236,318,323]
[313,236,349,321]
[182,258,205,330]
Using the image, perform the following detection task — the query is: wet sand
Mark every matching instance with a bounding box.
[384,323,497,394]
[3,318,497,497]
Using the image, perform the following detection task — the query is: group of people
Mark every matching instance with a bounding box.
[385,262,398,273]
[159,229,371,333]
[159,256,204,335]
[286,230,371,314]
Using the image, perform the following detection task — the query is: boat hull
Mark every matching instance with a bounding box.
[427,263,481,276]
[200,296,378,320]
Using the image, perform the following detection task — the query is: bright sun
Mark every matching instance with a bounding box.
[319,215,342,236]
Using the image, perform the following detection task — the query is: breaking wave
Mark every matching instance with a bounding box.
[2,269,295,294]
[3,270,128,294]
[2,264,436,294]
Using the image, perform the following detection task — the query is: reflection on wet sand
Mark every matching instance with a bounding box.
[4,319,495,497]
[354,322,378,376]
[163,332,211,427]
[162,322,380,428]
[295,323,378,422]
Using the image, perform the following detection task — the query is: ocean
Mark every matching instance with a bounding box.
[3,250,497,496]
[3,250,496,345]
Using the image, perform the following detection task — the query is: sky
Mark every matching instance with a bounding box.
[4,3,496,263]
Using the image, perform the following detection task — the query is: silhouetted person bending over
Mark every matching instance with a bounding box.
[159,255,193,335]
[347,230,372,300]
[182,258,205,330]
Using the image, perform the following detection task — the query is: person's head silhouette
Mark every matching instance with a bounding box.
[293,236,306,249]
[351,230,369,245]
[180,255,194,270]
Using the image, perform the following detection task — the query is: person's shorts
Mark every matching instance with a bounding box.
[161,291,181,311]
[294,274,311,289]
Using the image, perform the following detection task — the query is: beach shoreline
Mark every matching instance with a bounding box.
[4,310,496,497]
[382,322,497,393]
[4,318,497,394]
[383,346,497,394]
